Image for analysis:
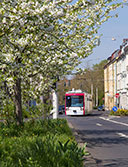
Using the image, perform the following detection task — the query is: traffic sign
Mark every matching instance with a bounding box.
[112,106,118,112]
[115,93,119,98]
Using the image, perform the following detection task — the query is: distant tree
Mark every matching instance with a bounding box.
[92,60,108,105]
[59,60,107,106]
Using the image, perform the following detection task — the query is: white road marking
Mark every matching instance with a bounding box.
[117,133,128,138]
[109,115,120,118]
[96,123,102,126]
[99,117,128,127]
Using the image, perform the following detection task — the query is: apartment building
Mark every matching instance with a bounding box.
[116,42,128,109]
[104,50,119,110]
[104,39,128,110]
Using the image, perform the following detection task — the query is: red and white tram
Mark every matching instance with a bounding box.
[65,89,92,116]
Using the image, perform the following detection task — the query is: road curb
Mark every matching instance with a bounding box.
[67,120,98,167]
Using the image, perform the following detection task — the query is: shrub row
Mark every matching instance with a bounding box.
[0,119,72,138]
[0,119,85,167]
[110,109,128,116]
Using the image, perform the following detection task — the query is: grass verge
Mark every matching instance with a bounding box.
[0,118,85,167]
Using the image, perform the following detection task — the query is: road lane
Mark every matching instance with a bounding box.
[100,116,128,127]
[65,111,128,167]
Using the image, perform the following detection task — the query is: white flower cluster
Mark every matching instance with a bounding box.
[0,0,123,103]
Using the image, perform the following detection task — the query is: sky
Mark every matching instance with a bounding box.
[79,1,128,69]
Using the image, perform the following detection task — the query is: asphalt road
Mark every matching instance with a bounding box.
[60,110,128,167]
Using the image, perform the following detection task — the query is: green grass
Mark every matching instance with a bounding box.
[0,119,85,167]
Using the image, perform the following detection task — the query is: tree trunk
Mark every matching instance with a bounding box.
[14,78,23,125]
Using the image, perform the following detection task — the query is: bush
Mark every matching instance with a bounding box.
[110,109,128,116]
[93,106,97,109]
[0,100,53,123]
[0,119,85,167]
[0,99,16,124]
[0,136,85,167]
[0,119,73,138]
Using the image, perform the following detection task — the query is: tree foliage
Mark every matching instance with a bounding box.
[0,0,122,123]
[58,60,108,106]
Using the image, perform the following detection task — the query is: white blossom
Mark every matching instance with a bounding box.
[2,17,6,23]
[0,0,123,105]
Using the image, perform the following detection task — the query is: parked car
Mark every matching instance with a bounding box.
[98,105,105,111]
[58,105,65,114]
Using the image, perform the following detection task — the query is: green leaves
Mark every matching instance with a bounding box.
[0,119,85,167]
[58,139,70,153]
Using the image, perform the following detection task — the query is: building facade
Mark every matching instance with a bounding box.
[104,39,128,110]
[104,50,118,110]
[116,43,128,109]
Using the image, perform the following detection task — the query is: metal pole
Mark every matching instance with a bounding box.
[91,84,93,96]
[96,87,98,107]
[91,83,93,107]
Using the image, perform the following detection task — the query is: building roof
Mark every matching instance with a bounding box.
[104,39,128,69]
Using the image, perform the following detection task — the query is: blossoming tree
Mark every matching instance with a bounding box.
[0,0,122,124]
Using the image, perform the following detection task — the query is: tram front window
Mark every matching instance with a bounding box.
[66,96,84,107]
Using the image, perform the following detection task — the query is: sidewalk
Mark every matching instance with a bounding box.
[67,121,98,167]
